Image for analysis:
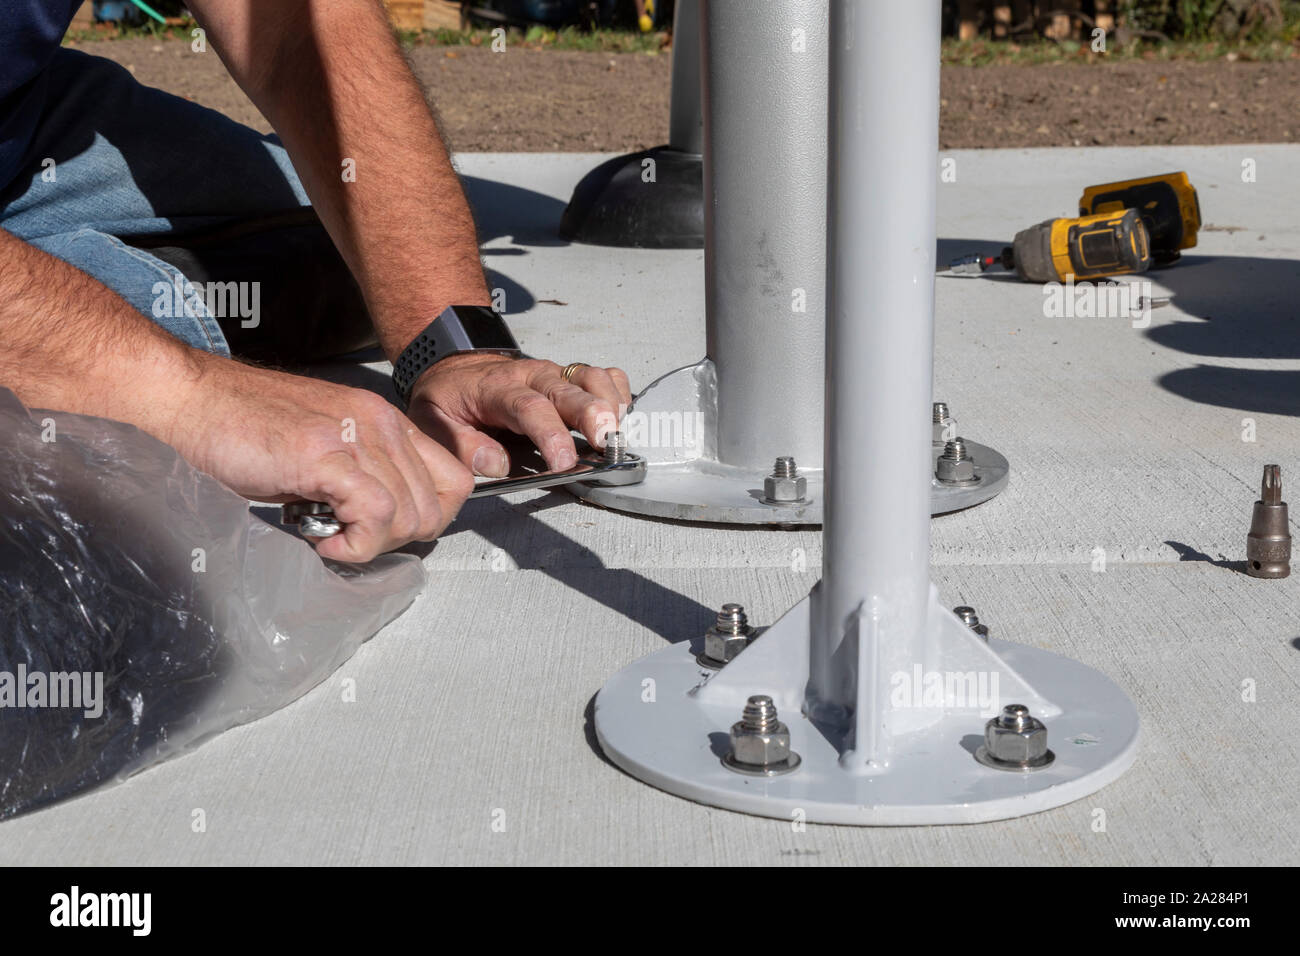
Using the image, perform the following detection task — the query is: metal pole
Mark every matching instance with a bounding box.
[573,0,1009,522]
[702,0,827,472]
[668,0,702,156]
[809,0,940,764]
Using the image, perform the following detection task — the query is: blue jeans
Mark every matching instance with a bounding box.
[0,49,313,355]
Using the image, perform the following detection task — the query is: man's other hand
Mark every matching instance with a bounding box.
[183,360,474,563]
[408,354,633,477]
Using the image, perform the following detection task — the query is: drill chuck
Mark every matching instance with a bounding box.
[1246,464,1291,579]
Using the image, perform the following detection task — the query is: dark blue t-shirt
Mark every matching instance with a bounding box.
[0,0,82,188]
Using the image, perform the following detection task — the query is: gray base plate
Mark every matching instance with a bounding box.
[571,440,1008,524]
[566,360,1008,524]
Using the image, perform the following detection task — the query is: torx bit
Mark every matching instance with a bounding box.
[1246,464,1291,578]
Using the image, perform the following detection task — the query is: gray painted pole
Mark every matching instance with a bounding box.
[668,0,702,155]
[701,0,827,472]
[809,0,940,766]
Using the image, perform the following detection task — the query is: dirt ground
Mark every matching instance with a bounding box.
[69,37,1300,150]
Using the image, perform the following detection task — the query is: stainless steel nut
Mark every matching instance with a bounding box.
[704,627,749,664]
[730,721,793,767]
[299,515,342,538]
[936,456,976,483]
[984,715,1049,765]
[763,474,807,503]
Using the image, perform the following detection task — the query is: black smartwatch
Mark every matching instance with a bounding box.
[391,304,522,408]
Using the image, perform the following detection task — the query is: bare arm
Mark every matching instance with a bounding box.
[0,227,472,562]
[185,0,489,359]
[186,0,634,472]
[0,228,203,442]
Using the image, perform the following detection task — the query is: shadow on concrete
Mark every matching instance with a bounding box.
[582,693,619,769]
[1157,367,1300,417]
[450,488,714,645]
[461,175,570,248]
[936,237,1006,267]
[1144,254,1300,415]
[1164,539,1246,573]
[1145,255,1300,359]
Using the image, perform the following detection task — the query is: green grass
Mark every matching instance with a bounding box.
[65,18,1297,63]
[401,25,667,53]
[64,18,667,54]
[64,20,195,43]
[941,34,1300,66]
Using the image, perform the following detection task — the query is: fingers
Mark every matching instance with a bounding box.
[480,382,579,471]
[524,363,632,453]
[541,379,618,452]
[308,453,404,563]
[406,428,475,534]
[605,366,633,408]
[415,404,511,478]
[458,362,636,468]
[566,365,632,430]
[305,400,475,562]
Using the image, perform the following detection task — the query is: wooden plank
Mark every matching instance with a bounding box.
[383,0,425,31]
[424,0,464,31]
[993,3,1011,38]
[957,0,979,39]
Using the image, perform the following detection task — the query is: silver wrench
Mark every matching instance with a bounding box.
[280,435,644,538]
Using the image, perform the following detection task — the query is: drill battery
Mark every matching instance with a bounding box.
[1078,171,1201,264]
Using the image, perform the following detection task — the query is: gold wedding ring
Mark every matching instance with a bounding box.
[561,362,590,383]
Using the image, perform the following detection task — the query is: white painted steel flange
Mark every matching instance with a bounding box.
[568,361,1008,523]
[593,589,1140,825]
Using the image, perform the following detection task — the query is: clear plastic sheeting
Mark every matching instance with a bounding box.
[0,388,425,819]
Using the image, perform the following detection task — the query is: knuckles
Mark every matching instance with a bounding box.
[444,464,475,501]
[509,389,552,420]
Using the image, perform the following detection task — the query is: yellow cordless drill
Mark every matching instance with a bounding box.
[945,172,1200,283]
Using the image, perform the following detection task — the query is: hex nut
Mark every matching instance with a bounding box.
[763,474,807,504]
[978,705,1054,771]
[729,720,793,768]
[953,606,990,641]
[703,626,750,665]
[299,515,342,538]
[935,456,977,483]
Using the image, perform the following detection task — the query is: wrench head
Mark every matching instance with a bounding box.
[581,454,646,487]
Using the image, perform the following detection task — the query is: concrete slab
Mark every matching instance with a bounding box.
[2,146,1298,864]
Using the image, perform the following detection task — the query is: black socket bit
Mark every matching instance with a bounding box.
[1246,464,1291,578]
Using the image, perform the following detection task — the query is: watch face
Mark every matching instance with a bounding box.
[450,306,521,350]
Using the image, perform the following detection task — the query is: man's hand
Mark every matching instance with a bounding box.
[408,354,633,476]
[181,357,474,563]
[0,229,472,565]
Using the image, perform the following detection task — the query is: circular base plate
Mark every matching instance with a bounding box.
[594,637,1139,825]
[570,440,1009,524]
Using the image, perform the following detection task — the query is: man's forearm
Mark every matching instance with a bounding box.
[0,229,207,444]
[189,0,490,361]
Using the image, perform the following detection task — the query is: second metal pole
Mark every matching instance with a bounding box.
[702,0,828,472]
[810,0,941,767]
[669,0,703,156]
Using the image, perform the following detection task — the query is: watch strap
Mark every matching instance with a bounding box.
[392,305,521,407]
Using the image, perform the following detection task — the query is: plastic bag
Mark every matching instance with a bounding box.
[0,387,425,819]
